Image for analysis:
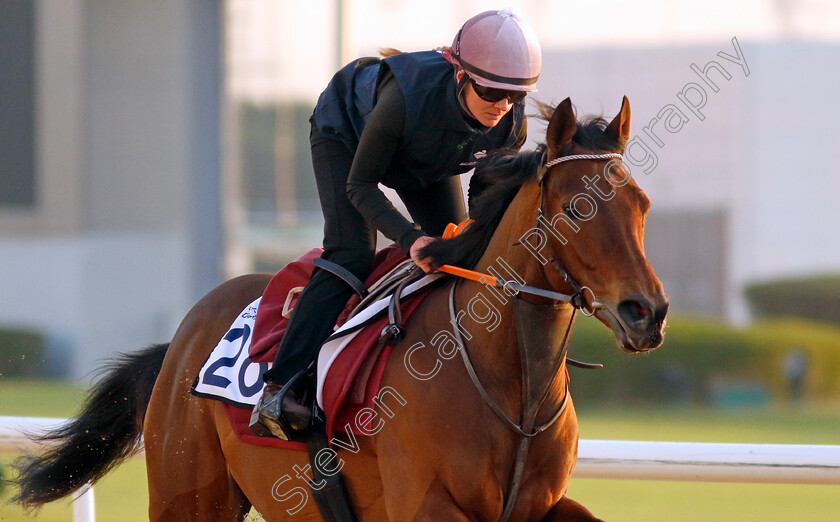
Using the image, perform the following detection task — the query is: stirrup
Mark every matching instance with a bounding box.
[249,369,313,441]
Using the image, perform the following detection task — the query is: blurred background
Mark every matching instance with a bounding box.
[1,0,839,520]
[2,0,840,382]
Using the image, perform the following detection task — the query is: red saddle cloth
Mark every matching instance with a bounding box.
[225,245,427,450]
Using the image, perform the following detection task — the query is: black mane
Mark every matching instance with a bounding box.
[420,105,624,270]
[420,146,544,269]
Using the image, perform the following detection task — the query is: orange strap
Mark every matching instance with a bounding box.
[442,219,474,239]
[439,220,495,285]
[437,265,497,286]
[442,223,458,240]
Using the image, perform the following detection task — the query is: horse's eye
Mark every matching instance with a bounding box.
[562,203,581,220]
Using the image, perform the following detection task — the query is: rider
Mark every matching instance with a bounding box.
[250,9,542,439]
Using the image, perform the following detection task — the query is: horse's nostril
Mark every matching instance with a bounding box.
[618,299,652,325]
[654,302,669,324]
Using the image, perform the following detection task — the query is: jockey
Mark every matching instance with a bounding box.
[251,9,542,440]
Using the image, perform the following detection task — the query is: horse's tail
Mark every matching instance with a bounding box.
[13,343,168,508]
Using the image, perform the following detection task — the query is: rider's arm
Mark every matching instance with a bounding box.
[346,76,426,253]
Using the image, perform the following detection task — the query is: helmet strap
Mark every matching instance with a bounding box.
[455,70,478,124]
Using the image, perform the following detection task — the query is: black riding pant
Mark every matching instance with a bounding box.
[263,127,465,384]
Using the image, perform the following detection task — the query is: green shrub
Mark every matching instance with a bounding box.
[566,315,840,406]
[744,319,840,400]
[745,275,840,325]
[0,326,46,377]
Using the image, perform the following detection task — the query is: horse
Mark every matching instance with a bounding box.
[14,97,667,521]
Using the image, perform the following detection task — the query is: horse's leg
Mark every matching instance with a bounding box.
[373,394,487,522]
[541,496,603,522]
[404,481,601,522]
[220,406,388,522]
[411,481,472,522]
[212,402,323,521]
[145,275,270,521]
[145,394,250,521]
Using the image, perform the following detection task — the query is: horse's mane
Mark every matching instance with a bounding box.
[420,103,625,270]
[378,47,450,58]
[378,48,404,58]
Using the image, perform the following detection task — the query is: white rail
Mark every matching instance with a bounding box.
[2,417,840,522]
[0,417,75,451]
[1,417,137,522]
[576,439,840,485]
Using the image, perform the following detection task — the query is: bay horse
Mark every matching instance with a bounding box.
[14,97,667,521]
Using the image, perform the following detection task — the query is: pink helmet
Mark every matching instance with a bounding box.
[448,9,541,92]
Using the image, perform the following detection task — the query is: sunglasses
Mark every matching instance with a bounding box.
[470,79,528,104]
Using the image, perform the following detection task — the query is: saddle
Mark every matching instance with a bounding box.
[246,246,429,522]
[344,257,424,344]
[248,246,419,364]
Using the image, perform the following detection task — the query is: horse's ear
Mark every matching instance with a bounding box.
[606,95,631,143]
[546,97,576,156]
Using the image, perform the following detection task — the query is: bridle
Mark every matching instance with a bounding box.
[536,152,623,317]
[449,151,624,521]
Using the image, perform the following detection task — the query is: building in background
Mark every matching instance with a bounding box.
[227,5,840,322]
[540,40,840,321]
[0,0,222,379]
[2,0,839,380]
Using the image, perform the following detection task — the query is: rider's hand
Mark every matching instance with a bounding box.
[409,236,437,274]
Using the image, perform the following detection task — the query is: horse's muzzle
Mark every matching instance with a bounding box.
[603,295,668,352]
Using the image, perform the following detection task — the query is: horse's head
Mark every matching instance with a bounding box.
[537,97,668,352]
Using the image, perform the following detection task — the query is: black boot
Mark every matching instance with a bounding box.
[249,379,312,440]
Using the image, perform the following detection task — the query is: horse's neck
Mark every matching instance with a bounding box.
[473,180,552,291]
[457,180,574,417]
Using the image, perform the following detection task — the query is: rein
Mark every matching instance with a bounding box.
[447,281,573,439]
[443,151,622,521]
[438,264,586,308]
